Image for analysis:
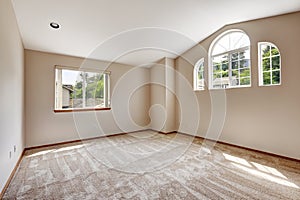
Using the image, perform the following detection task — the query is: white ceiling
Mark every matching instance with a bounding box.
[12,0,300,66]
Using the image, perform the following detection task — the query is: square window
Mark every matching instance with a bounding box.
[55,68,110,110]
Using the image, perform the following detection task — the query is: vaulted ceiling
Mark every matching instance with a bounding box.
[12,0,300,66]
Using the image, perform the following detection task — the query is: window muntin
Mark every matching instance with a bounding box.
[194,58,205,91]
[55,67,110,111]
[258,42,281,86]
[209,30,251,89]
[212,31,250,56]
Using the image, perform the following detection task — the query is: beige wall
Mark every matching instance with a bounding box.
[0,0,25,193]
[165,58,176,132]
[150,59,166,131]
[150,58,176,133]
[175,12,300,159]
[25,50,150,148]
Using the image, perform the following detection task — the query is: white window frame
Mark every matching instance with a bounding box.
[208,29,251,90]
[54,65,111,111]
[193,58,205,91]
[258,42,281,86]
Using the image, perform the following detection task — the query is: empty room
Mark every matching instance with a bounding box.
[1,0,300,199]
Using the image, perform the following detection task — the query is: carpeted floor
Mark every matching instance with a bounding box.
[3,130,300,199]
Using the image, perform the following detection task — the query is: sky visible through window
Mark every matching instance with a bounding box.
[62,70,80,85]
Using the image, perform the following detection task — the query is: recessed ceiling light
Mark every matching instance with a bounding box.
[50,22,60,29]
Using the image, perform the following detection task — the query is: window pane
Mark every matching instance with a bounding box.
[239,49,250,59]
[221,54,228,62]
[85,72,104,108]
[272,71,280,84]
[222,62,228,71]
[213,54,228,64]
[73,72,84,108]
[198,63,204,71]
[261,44,270,58]
[262,58,270,71]
[240,68,250,78]
[272,56,280,70]
[58,69,81,109]
[240,59,250,68]
[271,46,279,56]
[231,70,238,78]
[232,61,238,69]
[213,63,221,71]
[198,71,203,80]
[231,78,239,86]
[231,32,250,49]
[213,54,228,78]
[213,73,221,80]
[198,80,204,88]
[221,78,230,88]
[263,72,271,85]
[62,69,80,85]
[222,71,229,78]
[231,52,238,61]
[240,77,250,85]
[239,51,246,59]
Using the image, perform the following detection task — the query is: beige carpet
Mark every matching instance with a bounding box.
[3,131,300,199]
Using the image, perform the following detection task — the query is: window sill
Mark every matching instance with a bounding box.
[258,83,281,87]
[54,107,111,113]
[194,89,205,92]
[209,85,251,90]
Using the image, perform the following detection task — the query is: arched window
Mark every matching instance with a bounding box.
[209,29,251,89]
[258,42,281,86]
[194,58,204,90]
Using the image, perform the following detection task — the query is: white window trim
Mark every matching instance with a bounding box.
[193,58,205,91]
[258,42,281,87]
[208,29,251,90]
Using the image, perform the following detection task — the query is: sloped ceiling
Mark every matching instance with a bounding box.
[12,0,300,66]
